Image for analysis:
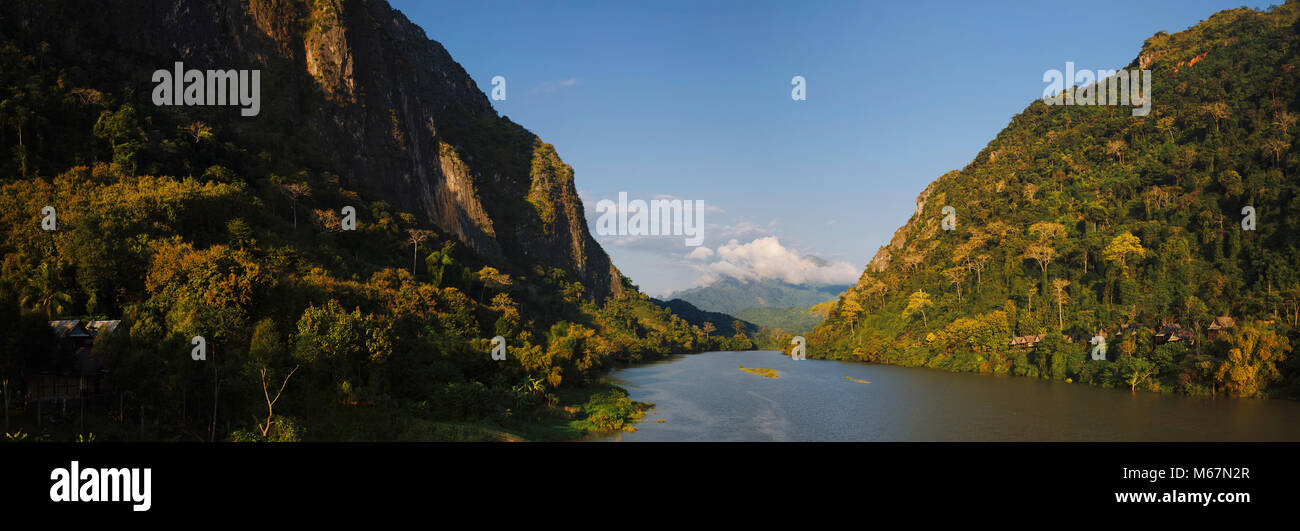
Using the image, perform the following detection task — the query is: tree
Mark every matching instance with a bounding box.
[808,300,836,320]
[248,318,298,439]
[701,322,716,336]
[1105,139,1127,163]
[840,293,864,334]
[1023,244,1056,273]
[313,208,343,234]
[489,293,521,337]
[1201,101,1228,133]
[969,254,990,289]
[732,320,746,336]
[1273,110,1296,135]
[476,266,512,303]
[1157,114,1177,142]
[146,242,267,441]
[1215,322,1291,398]
[292,300,373,404]
[1051,278,1070,331]
[1180,295,1211,348]
[21,262,72,320]
[406,229,433,276]
[1117,353,1154,392]
[0,94,35,177]
[901,252,924,277]
[183,121,213,143]
[1103,231,1146,277]
[860,278,889,310]
[903,290,932,329]
[1023,244,1056,296]
[92,104,144,172]
[425,245,455,288]
[942,266,967,301]
[227,218,254,250]
[1262,138,1288,166]
[1028,222,1066,242]
[279,182,312,229]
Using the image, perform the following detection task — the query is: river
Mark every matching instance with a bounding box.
[592,350,1300,441]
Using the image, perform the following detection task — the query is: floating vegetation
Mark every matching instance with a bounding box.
[844,377,871,384]
[739,365,779,378]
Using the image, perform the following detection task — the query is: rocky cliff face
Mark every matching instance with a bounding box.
[5,0,621,300]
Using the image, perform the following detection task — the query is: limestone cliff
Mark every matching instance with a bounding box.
[4,0,621,300]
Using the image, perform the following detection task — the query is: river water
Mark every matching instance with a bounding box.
[592,350,1300,441]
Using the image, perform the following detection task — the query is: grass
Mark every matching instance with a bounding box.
[739,365,779,378]
[566,383,654,435]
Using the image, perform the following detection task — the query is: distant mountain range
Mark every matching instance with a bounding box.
[666,277,848,333]
[669,278,848,315]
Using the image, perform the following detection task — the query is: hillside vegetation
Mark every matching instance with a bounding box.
[0,0,735,441]
[810,3,1300,399]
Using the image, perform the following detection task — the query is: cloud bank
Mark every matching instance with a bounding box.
[692,236,859,286]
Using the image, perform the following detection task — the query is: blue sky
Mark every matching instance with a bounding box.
[392,0,1269,297]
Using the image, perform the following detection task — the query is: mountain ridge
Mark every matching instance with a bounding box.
[669,277,847,315]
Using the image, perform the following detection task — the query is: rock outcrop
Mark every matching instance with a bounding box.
[4,0,621,300]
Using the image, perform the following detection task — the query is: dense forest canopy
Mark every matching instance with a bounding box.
[809,2,1300,399]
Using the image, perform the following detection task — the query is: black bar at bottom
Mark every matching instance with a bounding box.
[5,442,1291,519]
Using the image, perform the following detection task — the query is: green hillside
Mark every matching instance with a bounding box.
[810,3,1300,399]
[736,306,824,334]
[650,298,756,348]
[0,0,734,441]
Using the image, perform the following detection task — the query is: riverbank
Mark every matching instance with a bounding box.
[0,381,654,443]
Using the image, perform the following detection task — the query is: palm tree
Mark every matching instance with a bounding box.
[21,262,72,320]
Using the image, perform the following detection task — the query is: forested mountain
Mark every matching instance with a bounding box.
[810,2,1300,398]
[0,0,732,441]
[650,297,758,339]
[669,278,844,337]
[735,306,824,335]
[671,277,846,315]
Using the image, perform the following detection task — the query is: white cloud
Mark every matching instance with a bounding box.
[694,236,859,286]
[686,246,714,260]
